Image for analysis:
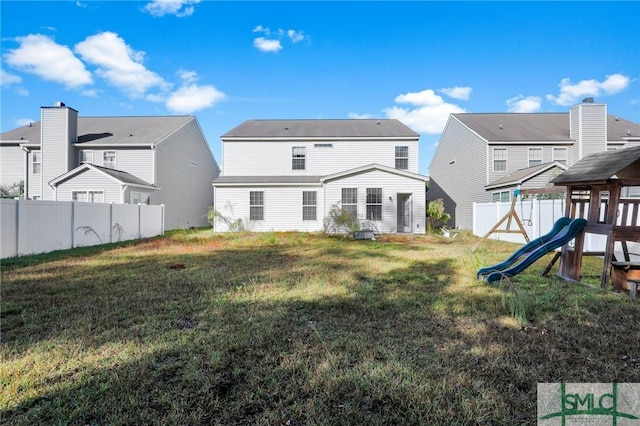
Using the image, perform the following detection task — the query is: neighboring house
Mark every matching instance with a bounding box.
[212,119,429,234]
[428,99,640,229]
[0,102,220,229]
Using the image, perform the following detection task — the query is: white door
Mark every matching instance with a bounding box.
[397,194,412,233]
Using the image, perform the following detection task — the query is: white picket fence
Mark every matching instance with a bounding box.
[1,199,164,259]
[473,199,640,261]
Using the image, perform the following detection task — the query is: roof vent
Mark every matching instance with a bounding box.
[376,120,381,125]
[628,130,632,136]
[499,124,503,129]
[582,97,594,103]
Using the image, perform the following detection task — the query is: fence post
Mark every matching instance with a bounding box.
[138,203,142,239]
[71,201,76,248]
[15,199,20,257]
[110,203,114,243]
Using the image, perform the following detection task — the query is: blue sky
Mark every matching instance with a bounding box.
[1,1,639,175]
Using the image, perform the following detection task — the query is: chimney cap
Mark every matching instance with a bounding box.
[54,101,66,107]
[582,97,594,103]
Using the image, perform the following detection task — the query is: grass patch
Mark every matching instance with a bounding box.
[2,231,639,424]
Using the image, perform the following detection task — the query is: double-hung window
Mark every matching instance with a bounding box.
[553,147,568,165]
[528,148,542,167]
[32,151,41,175]
[366,188,382,221]
[395,146,409,170]
[80,150,94,164]
[493,148,507,172]
[302,191,317,221]
[250,191,264,221]
[492,191,510,203]
[341,188,358,217]
[103,151,116,169]
[292,147,306,170]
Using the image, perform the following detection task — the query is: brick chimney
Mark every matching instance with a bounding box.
[569,97,607,163]
[40,102,78,200]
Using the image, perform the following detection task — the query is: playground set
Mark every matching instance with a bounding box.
[477,146,640,297]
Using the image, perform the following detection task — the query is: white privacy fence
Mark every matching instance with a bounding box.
[1,199,164,259]
[473,199,640,261]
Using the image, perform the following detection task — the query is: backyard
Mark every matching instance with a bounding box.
[1,230,639,425]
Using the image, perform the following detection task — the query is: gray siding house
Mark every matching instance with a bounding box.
[428,100,640,229]
[0,102,220,229]
[213,119,429,234]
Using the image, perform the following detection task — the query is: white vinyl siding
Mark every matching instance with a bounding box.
[302,191,316,221]
[0,145,25,189]
[493,148,507,172]
[222,139,420,176]
[55,168,120,203]
[250,191,264,221]
[395,146,409,170]
[41,106,77,200]
[528,148,542,167]
[341,188,358,217]
[292,147,306,170]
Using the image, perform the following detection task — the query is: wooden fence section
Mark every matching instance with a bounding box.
[1,199,164,259]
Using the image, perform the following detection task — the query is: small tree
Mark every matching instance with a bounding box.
[426,198,451,233]
[323,203,359,235]
[0,180,24,198]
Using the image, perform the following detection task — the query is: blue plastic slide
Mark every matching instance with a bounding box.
[477,217,587,283]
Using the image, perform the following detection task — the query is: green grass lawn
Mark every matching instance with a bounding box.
[2,230,639,425]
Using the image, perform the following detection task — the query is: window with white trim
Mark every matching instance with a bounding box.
[32,151,41,175]
[103,151,116,169]
[553,147,568,165]
[366,188,382,221]
[72,190,104,203]
[493,148,507,172]
[302,191,316,221]
[80,150,94,164]
[292,147,306,170]
[250,191,264,221]
[341,188,357,217]
[492,191,510,203]
[130,191,150,205]
[528,148,542,167]
[395,146,409,170]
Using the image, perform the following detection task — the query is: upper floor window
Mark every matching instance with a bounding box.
[250,191,264,221]
[292,147,306,170]
[103,151,116,169]
[80,150,94,165]
[395,146,409,170]
[528,148,542,167]
[553,147,568,164]
[302,191,317,221]
[366,188,382,221]
[32,151,41,175]
[341,188,358,217]
[493,148,507,172]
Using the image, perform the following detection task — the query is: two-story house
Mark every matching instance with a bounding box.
[428,99,640,229]
[212,119,429,233]
[0,102,220,229]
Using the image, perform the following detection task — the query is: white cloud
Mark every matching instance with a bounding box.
[81,89,98,98]
[383,88,466,134]
[287,30,305,43]
[546,73,630,106]
[165,84,226,114]
[177,69,198,84]
[439,86,472,101]
[143,0,200,17]
[75,32,167,98]
[348,112,375,119]
[506,95,542,113]
[75,2,87,8]
[4,34,92,89]
[1,68,22,87]
[253,37,282,53]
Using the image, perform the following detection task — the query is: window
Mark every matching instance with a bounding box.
[553,147,568,164]
[130,191,150,205]
[341,188,358,217]
[80,150,94,164]
[292,147,306,170]
[32,151,41,175]
[366,188,382,221]
[72,191,104,203]
[528,148,542,167]
[492,191,510,203]
[103,151,116,169]
[395,146,409,170]
[250,191,264,220]
[302,191,317,221]
[493,148,507,172]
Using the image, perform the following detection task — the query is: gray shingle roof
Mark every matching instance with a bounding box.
[551,145,640,184]
[486,161,567,189]
[91,165,155,186]
[1,116,194,146]
[454,113,640,142]
[221,119,419,139]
